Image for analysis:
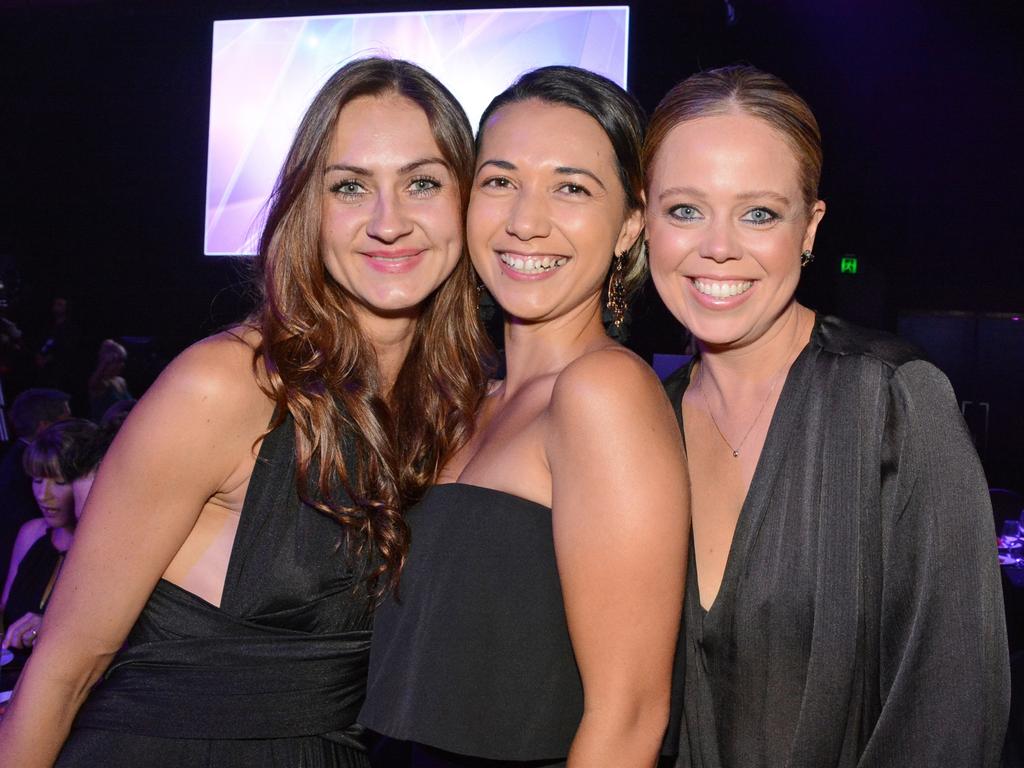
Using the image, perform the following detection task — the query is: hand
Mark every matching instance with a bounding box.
[2,612,42,650]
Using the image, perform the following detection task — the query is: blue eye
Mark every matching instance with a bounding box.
[330,180,366,198]
[742,207,780,225]
[408,177,441,196]
[669,204,702,221]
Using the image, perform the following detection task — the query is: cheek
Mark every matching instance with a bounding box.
[424,200,464,254]
[466,196,501,243]
[645,221,692,276]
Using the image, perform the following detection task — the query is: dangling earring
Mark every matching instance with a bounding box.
[800,249,815,267]
[606,252,627,330]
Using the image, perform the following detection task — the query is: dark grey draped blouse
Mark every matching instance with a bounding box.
[663,315,1009,768]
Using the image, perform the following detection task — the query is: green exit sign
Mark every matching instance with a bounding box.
[840,256,858,274]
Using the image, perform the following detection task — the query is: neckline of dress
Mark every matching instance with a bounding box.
[680,314,824,621]
[430,482,551,512]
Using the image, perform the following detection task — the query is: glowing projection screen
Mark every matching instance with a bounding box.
[204,6,629,255]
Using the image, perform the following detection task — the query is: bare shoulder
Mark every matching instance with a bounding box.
[550,346,668,420]
[148,327,268,419]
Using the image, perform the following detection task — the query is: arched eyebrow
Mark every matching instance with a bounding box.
[324,157,448,176]
[477,159,606,190]
[658,185,791,207]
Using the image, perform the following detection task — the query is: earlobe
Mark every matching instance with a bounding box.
[617,207,645,254]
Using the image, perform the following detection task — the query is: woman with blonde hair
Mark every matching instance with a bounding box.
[644,64,1008,766]
[0,57,491,768]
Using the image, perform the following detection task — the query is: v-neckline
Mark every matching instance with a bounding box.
[671,321,821,621]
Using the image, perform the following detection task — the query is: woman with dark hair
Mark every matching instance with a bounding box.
[2,419,97,654]
[643,64,1008,766]
[361,66,689,767]
[0,57,491,768]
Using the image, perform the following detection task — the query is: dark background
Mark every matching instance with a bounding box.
[0,0,1021,483]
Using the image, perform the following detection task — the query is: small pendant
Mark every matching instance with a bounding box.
[732,450,740,458]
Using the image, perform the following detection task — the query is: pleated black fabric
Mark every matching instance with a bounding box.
[664,315,1010,768]
[56,414,373,768]
[360,483,684,766]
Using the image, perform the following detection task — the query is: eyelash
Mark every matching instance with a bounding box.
[328,176,443,199]
[668,204,702,221]
[557,182,590,197]
[742,207,781,226]
[480,175,513,190]
[329,179,366,199]
[666,205,782,225]
[478,177,590,197]
[408,175,442,196]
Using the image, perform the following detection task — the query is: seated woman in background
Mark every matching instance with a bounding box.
[0,57,490,768]
[2,419,97,654]
[643,64,1009,766]
[361,66,689,767]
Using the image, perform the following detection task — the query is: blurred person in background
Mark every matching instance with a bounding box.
[2,419,97,657]
[87,340,132,422]
[0,389,70,582]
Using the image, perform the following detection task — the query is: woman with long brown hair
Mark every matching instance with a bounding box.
[0,57,491,768]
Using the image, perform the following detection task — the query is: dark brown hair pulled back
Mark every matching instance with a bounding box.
[252,57,493,597]
[476,65,648,299]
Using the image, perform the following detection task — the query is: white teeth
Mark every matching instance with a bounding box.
[499,253,568,274]
[693,279,753,298]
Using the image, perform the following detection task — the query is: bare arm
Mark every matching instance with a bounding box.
[548,349,689,768]
[1,519,46,610]
[0,333,270,767]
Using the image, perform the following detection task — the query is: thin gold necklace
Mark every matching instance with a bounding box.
[696,354,791,458]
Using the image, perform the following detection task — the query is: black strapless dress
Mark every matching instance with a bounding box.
[55,415,374,768]
[359,483,683,767]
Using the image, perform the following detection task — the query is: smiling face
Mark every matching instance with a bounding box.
[468,99,642,325]
[646,111,825,350]
[319,93,464,324]
[32,474,75,529]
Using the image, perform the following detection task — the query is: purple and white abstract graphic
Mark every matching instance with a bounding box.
[205,6,629,255]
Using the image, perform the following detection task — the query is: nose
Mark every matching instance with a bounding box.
[504,188,551,241]
[34,478,53,504]
[366,189,414,243]
[698,217,741,263]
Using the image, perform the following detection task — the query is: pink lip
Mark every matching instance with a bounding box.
[687,276,757,310]
[361,249,425,274]
[495,251,568,282]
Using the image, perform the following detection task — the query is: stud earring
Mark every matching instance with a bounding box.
[800,249,815,267]
[606,252,627,330]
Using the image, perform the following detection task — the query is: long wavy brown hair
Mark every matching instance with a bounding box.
[251,58,493,596]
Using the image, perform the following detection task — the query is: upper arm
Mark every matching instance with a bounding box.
[546,350,689,712]
[33,333,269,669]
[864,360,1008,764]
[1,519,45,608]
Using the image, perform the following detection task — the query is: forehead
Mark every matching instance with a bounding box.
[327,93,441,162]
[479,99,615,168]
[651,112,801,194]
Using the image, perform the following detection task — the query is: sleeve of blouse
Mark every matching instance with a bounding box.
[859,359,1009,767]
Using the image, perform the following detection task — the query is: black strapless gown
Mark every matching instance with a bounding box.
[55,415,373,768]
[359,483,684,767]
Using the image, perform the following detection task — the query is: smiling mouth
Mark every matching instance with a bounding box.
[499,252,569,275]
[692,278,753,298]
